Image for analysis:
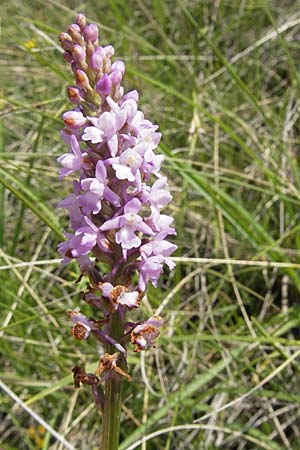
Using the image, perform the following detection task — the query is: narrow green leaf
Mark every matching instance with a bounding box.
[0,167,63,239]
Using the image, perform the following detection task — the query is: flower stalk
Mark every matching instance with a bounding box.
[57,13,176,449]
[101,311,123,450]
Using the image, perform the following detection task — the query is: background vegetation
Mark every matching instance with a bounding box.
[2,0,300,448]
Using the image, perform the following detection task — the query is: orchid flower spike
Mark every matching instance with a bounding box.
[57,11,176,394]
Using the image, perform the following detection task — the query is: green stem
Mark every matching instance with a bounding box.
[101,311,124,450]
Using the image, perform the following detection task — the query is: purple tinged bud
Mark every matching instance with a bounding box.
[83,23,98,43]
[67,86,85,105]
[58,32,73,51]
[109,70,122,85]
[71,61,79,74]
[72,44,86,62]
[97,46,106,59]
[90,48,103,71]
[63,110,87,129]
[111,60,125,75]
[59,32,71,42]
[86,41,95,59]
[64,51,73,63]
[96,74,112,96]
[68,23,81,34]
[68,24,84,45]
[75,69,90,90]
[103,59,111,74]
[76,13,87,30]
[104,45,114,58]
[123,90,139,102]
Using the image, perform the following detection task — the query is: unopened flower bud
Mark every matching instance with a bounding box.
[63,110,87,129]
[123,90,139,102]
[90,47,103,71]
[68,24,84,45]
[75,69,91,90]
[98,46,106,59]
[58,32,73,51]
[72,45,88,70]
[63,51,73,63]
[71,61,79,74]
[103,59,111,73]
[111,60,125,75]
[86,40,95,59]
[109,70,122,85]
[67,86,85,105]
[76,13,86,30]
[83,23,98,43]
[104,45,114,58]
[68,23,81,34]
[72,44,86,62]
[96,74,112,96]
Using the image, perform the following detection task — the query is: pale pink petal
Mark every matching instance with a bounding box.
[82,126,104,143]
[124,198,141,214]
[100,216,121,231]
[113,163,135,182]
[107,134,119,156]
[118,291,139,308]
[104,186,121,206]
[95,160,107,181]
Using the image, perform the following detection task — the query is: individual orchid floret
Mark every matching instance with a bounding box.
[141,176,172,215]
[57,135,86,179]
[69,310,96,340]
[109,69,123,86]
[111,147,143,183]
[82,108,126,156]
[72,45,88,70]
[68,24,84,45]
[131,316,164,352]
[79,160,121,215]
[58,193,83,230]
[83,23,98,44]
[75,13,86,30]
[58,32,73,51]
[75,69,91,90]
[95,352,131,382]
[111,60,125,75]
[63,110,87,129]
[141,238,177,268]
[99,283,140,310]
[100,198,154,258]
[96,74,112,96]
[67,86,85,104]
[64,217,102,257]
[137,255,165,292]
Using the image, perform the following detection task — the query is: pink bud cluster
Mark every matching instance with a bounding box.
[57,14,176,359]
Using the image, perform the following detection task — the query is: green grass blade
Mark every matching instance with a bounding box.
[0,167,63,239]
